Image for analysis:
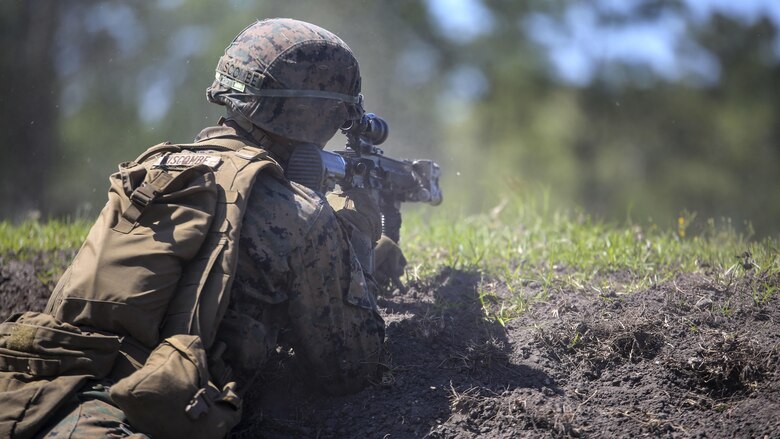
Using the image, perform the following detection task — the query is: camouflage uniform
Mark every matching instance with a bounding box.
[206,121,385,395]
[203,19,385,394]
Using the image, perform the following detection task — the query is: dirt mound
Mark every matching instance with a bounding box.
[1,259,778,438]
[232,268,779,438]
[0,257,54,319]
[524,272,780,438]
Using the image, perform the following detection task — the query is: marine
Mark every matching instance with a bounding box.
[0,18,404,438]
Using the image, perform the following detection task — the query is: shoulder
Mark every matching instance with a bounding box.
[240,172,334,258]
[248,173,325,230]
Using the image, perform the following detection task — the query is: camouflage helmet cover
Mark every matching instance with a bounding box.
[207,18,363,146]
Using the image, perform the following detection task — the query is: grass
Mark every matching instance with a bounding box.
[0,193,777,320]
[0,220,90,258]
[0,219,91,284]
[402,193,780,323]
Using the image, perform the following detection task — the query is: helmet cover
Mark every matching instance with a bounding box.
[207,18,363,146]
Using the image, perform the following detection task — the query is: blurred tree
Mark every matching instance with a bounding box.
[1,0,778,235]
[566,8,780,233]
[391,0,780,234]
[0,0,60,219]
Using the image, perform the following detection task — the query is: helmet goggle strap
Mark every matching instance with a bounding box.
[215,67,361,105]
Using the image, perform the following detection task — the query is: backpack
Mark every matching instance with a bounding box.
[0,136,284,438]
[45,137,283,350]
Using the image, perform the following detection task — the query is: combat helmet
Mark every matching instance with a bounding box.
[207,18,363,146]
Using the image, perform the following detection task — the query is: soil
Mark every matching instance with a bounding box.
[1,258,778,438]
[0,255,57,318]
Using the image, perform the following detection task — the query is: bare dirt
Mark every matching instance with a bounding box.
[0,255,57,318]
[1,258,778,438]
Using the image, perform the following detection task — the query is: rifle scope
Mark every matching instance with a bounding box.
[343,113,389,146]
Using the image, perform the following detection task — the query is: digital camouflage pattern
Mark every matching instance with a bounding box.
[199,123,385,395]
[207,18,363,146]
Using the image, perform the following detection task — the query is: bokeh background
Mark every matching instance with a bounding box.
[2,0,779,236]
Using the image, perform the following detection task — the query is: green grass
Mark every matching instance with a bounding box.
[0,220,91,285]
[1,194,777,322]
[0,220,90,258]
[402,193,779,323]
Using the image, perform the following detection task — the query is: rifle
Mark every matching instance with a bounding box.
[286,113,442,243]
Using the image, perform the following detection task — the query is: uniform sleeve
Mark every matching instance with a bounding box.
[326,189,383,275]
[326,189,382,245]
[285,204,385,395]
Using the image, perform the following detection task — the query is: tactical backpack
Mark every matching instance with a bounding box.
[1,136,283,438]
[45,137,282,351]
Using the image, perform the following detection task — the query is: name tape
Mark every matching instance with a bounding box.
[154,154,222,169]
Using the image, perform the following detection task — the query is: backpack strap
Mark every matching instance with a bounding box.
[114,168,176,234]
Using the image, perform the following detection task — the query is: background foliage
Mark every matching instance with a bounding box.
[1,0,778,236]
